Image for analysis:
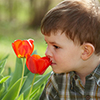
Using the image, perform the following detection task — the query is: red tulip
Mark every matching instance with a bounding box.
[26,54,51,75]
[12,39,34,58]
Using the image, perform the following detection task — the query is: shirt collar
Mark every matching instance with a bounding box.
[70,64,100,87]
[92,64,100,86]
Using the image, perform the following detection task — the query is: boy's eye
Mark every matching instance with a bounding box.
[53,45,59,49]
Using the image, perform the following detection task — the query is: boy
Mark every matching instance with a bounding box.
[39,0,100,99]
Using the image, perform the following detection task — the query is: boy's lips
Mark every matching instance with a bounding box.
[49,59,56,65]
[51,61,56,65]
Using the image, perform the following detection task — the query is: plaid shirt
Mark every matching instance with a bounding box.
[39,64,100,100]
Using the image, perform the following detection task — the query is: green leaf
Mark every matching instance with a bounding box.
[8,57,23,89]
[0,75,6,99]
[21,73,42,93]
[17,93,24,100]
[0,74,3,79]
[2,55,9,60]
[0,61,5,74]
[30,84,45,100]
[0,76,10,83]
[2,77,27,100]
[24,72,51,99]
[24,64,30,76]
[0,83,6,99]
[31,50,37,55]
[20,72,35,93]
[0,55,9,74]
[0,83,5,92]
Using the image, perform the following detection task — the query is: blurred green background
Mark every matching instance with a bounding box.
[0,0,62,75]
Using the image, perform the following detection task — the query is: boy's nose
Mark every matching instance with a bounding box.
[45,46,52,58]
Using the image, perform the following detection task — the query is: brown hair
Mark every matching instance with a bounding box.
[41,0,100,55]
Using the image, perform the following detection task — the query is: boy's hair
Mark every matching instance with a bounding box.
[41,0,100,55]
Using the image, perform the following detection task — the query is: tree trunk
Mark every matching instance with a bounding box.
[29,0,51,28]
[8,0,13,21]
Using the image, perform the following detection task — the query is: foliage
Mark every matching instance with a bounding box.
[0,55,51,100]
[0,0,62,27]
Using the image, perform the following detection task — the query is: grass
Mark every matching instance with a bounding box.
[0,21,47,75]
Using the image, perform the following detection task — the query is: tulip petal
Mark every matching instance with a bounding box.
[12,39,34,58]
[12,40,22,58]
[37,57,51,74]
[32,54,41,59]
[28,39,34,45]
[26,55,51,75]
[26,55,37,73]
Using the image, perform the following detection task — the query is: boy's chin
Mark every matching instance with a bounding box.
[52,68,70,74]
[52,69,65,74]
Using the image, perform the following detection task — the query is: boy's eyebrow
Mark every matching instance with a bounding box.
[49,41,61,46]
[44,39,60,45]
[49,42,58,44]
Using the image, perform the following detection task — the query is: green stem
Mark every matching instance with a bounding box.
[27,74,36,100]
[16,58,25,99]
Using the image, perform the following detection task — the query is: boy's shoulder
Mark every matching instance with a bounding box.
[45,72,70,98]
[48,64,100,88]
[46,72,71,90]
[49,71,75,80]
[45,72,75,98]
[50,71,70,82]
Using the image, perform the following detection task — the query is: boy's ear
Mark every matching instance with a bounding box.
[81,43,95,60]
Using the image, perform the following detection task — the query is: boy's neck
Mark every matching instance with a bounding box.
[76,55,100,85]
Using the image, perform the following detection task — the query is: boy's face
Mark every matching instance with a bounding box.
[44,30,82,74]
